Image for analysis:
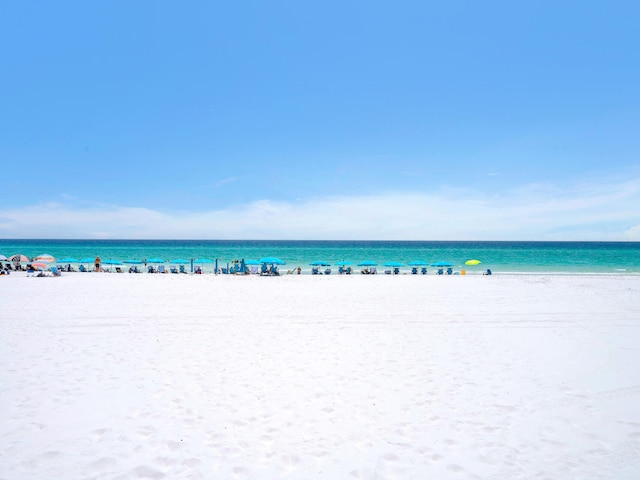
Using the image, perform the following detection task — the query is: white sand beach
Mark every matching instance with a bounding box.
[2,273,640,479]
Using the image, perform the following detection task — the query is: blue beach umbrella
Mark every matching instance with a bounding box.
[358,260,378,266]
[259,257,285,265]
[123,259,144,264]
[431,261,454,267]
[170,259,189,264]
[58,257,80,263]
[244,259,261,265]
[194,258,214,264]
[310,260,331,266]
[146,257,166,263]
[383,262,404,267]
[102,260,122,265]
[407,260,429,266]
[79,257,97,263]
[335,261,354,266]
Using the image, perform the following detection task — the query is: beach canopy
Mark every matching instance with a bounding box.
[170,259,189,264]
[194,258,214,264]
[383,262,404,267]
[146,257,166,263]
[465,259,481,266]
[357,260,378,266]
[431,261,454,267]
[102,260,122,265]
[310,260,331,266]
[407,260,429,266]
[58,257,80,263]
[259,257,285,265]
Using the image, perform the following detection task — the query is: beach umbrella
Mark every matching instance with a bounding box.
[357,260,378,266]
[146,257,166,263]
[9,254,30,263]
[123,259,144,264]
[36,254,55,263]
[335,261,354,266]
[32,261,50,271]
[259,257,285,265]
[0,254,8,261]
[102,260,122,265]
[194,258,214,264]
[465,259,481,266]
[383,262,404,267]
[407,260,429,266]
[58,257,80,263]
[170,259,189,264]
[79,257,96,263]
[310,260,331,266]
[431,261,454,267]
[244,259,261,265]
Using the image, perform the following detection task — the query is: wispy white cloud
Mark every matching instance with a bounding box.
[1,177,639,240]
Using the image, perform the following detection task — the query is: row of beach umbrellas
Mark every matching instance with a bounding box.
[308,260,482,267]
[2,253,482,269]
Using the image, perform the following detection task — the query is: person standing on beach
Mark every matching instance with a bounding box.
[94,256,101,272]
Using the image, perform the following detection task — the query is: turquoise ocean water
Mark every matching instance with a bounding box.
[1,240,639,274]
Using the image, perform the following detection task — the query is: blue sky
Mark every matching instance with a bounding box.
[1,0,639,240]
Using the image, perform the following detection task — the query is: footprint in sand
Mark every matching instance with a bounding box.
[90,457,117,470]
[132,465,165,479]
[232,466,248,477]
[281,454,301,468]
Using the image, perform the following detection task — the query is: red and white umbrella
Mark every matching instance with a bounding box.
[32,262,50,270]
[36,254,55,263]
[9,254,30,263]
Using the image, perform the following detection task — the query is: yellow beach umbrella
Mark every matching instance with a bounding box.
[465,259,481,266]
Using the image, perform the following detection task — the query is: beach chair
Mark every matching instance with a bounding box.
[393,267,400,275]
[133,266,140,273]
[437,268,444,275]
[115,267,123,273]
[148,266,155,273]
[157,265,165,273]
[345,267,352,275]
[312,267,319,275]
[411,267,418,274]
[338,266,345,275]
[170,266,178,274]
[446,267,453,275]
[421,267,427,275]
[179,265,187,273]
[51,266,62,277]
[250,266,258,274]
[79,265,87,272]
[484,269,492,275]
[370,267,377,275]
[324,268,331,275]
